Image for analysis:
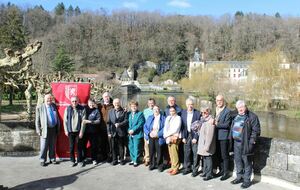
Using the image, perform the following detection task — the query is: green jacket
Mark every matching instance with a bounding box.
[128,111,145,138]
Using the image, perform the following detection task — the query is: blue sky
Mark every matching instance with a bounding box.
[2,0,300,16]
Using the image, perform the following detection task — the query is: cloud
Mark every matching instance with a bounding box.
[168,0,191,8]
[123,1,139,9]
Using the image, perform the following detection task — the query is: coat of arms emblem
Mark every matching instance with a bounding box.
[65,85,77,101]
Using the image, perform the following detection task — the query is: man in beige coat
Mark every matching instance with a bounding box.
[35,94,60,166]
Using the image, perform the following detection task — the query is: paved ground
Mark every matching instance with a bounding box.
[0,156,292,190]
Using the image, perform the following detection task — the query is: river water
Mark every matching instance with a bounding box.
[120,92,300,142]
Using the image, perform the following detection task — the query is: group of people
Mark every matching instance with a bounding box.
[35,92,260,189]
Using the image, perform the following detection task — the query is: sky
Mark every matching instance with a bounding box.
[2,0,300,17]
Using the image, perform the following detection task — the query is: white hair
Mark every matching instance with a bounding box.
[113,98,120,104]
[102,92,111,98]
[167,96,176,101]
[236,100,246,108]
[186,98,194,104]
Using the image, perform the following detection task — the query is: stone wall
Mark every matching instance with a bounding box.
[0,121,39,153]
[254,137,300,185]
[0,122,299,185]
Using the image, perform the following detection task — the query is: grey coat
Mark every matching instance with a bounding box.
[197,116,216,156]
[35,103,60,138]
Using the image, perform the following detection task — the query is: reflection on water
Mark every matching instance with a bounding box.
[257,112,300,142]
[119,93,300,141]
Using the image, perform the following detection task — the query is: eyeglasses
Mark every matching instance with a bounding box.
[202,112,209,114]
[71,100,77,102]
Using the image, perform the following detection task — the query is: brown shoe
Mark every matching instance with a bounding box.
[144,161,149,166]
[167,169,174,174]
[170,169,178,175]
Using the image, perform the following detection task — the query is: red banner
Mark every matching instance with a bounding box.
[51,82,91,159]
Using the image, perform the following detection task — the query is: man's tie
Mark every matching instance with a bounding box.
[48,106,56,127]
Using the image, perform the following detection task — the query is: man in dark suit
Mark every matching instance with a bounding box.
[107,98,128,165]
[35,93,60,166]
[214,95,232,180]
[181,98,201,177]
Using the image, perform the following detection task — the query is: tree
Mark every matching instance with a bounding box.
[0,5,26,51]
[172,32,189,81]
[54,2,65,16]
[67,5,74,17]
[74,6,81,16]
[275,12,281,18]
[180,63,229,98]
[52,45,74,77]
[245,48,282,110]
[24,6,53,38]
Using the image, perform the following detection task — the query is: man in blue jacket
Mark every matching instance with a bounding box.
[181,98,201,177]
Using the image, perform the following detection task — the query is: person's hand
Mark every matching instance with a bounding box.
[192,139,197,144]
[83,120,91,124]
[64,131,68,137]
[115,123,119,128]
[79,132,83,139]
[146,140,149,145]
[150,131,157,138]
[108,134,112,138]
[209,118,215,125]
[37,132,41,136]
[128,130,134,135]
[182,138,187,144]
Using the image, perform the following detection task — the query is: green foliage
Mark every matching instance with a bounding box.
[148,68,157,82]
[172,61,187,81]
[74,6,81,16]
[54,2,65,16]
[67,5,74,17]
[172,35,188,81]
[52,45,74,73]
[0,4,26,50]
[138,68,158,83]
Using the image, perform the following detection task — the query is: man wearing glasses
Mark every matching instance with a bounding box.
[63,96,86,167]
[213,95,232,180]
[35,94,60,166]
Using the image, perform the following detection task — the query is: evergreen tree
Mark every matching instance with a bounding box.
[52,45,74,74]
[67,5,74,17]
[172,32,188,81]
[0,5,26,51]
[74,6,81,16]
[54,2,65,16]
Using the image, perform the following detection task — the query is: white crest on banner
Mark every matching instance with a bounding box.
[65,85,78,101]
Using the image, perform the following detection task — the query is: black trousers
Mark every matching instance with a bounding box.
[111,135,126,162]
[215,140,229,174]
[149,138,164,167]
[98,126,110,161]
[183,135,199,172]
[203,155,213,177]
[68,132,83,163]
[234,141,252,183]
[81,132,98,161]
